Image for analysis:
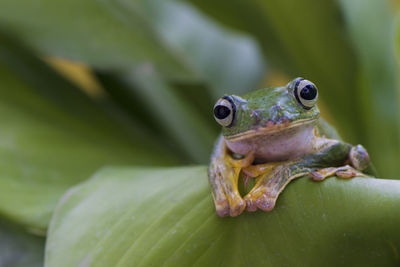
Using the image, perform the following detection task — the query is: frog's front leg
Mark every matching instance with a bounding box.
[243,161,308,212]
[243,140,371,212]
[310,144,370,181]
[209,136,254,217]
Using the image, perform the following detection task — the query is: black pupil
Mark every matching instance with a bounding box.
[214,105,230,119]
[300,85,317,100]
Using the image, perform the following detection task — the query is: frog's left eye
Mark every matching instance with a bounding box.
[213,96,235,127]
[294,79,318,109]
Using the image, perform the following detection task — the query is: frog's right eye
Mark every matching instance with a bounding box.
[213,96,235,127]
[293,78,318,109]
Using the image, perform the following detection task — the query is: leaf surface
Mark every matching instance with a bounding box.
[46,166,400,266]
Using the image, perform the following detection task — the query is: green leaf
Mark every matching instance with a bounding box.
[0,219,44,267]
[116,0,266,96]
[46,166,400,266]
[338,0,400,179]
[0,38,178,231]
[0,0,194,80]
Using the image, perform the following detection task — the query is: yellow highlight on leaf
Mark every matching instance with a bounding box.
[44,57,105,98]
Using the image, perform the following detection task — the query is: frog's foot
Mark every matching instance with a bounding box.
[210,151,254,217]
[244,188,276,212]
[227,194,246,217]
[212,170,246,217]
[214,180,246,217]
[214,194,245,217]
[310,165,367,181]
[214,199,230,217]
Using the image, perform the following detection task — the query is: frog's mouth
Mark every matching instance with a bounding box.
[225,117,317,142]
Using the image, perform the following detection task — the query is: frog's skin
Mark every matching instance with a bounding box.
[209,77,372,217]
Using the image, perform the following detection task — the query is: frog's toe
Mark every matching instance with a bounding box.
[310,167,337,181]
[335,165,366,178]
[244,197,258,212]
[311,165,366,181]
[255,194,276,211]
[244,191,276,212]
[215,199,230,217]
[335,168,357,178]
[229,196,246,217]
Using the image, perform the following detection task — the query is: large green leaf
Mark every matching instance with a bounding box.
[0,38,178,231]
[46,166,400,266]
[0,219,44,267]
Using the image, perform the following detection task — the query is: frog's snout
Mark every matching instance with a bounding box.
[260,116,290,129]
[254,104,291,128]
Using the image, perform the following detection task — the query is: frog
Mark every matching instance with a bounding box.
[209,77,373,217]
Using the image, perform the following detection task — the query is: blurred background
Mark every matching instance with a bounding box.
[0,0,399,265]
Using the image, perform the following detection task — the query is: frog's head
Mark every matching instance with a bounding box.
[213,77,320,141]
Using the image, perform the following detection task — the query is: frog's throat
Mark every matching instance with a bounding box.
[224,118,317,142]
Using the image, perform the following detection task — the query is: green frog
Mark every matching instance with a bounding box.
[209,77,373,217]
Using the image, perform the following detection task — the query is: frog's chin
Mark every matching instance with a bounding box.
[224,118,317,162]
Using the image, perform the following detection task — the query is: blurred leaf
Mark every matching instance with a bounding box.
[116,0,266,96]
[97,72,218,163]
[0,37,178,231]
[0,219,44,267]
[98,67,217,163]
[184,0,400,178]
[46,166,400,266]
[0,0,266,95]
[0,0,195,80]
[337,0,400,178]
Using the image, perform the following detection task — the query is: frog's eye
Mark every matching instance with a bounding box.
[213,96,235,127]
[294,79,318,109]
